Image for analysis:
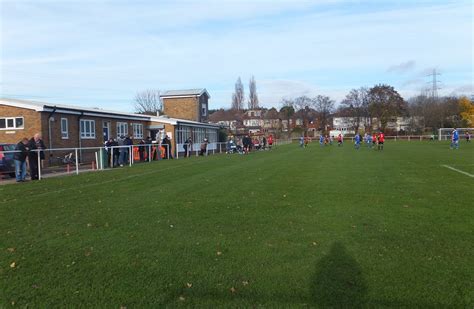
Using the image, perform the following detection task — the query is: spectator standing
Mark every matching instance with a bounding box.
[242,135,252,154]
[162,135,172,159]
[199,138,208,156]
[27,133,44,180]
[138,139,146,162]
[118,136,126,166]
[145,136,153,160]
[14,138,29,182]
[183,137,192,157]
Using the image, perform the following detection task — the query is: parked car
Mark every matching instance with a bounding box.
[0,143,16,178]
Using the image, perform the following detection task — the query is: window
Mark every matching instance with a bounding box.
[202,105,207,116]
[80,119,95,139]
[132,123,143,139]
[0,117,24,130]
[117,122,128,138]
[61,118,69,139]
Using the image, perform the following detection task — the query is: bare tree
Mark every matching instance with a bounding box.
[293,96,315,136]
[231,77,245,110]
[134,89,162,115]
[280,98,295,138]
[248,75,259,109]
[312,95,335,133]
[340,87,369,133]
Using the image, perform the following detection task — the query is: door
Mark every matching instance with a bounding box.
[103,121,111,142]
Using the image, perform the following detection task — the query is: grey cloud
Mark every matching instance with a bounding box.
[387,60,416,73]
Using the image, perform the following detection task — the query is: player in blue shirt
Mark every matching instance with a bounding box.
[450,128,459,149]
[354,133,361,150]
[319,134,324,146]
[363,133,369,148]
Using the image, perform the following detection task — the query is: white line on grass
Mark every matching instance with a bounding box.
[441,165,474,178]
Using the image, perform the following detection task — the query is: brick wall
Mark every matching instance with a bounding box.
[0,105,150,148]
[0,105,44,144]
[163,97,199,122]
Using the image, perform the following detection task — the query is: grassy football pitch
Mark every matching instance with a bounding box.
[1,141,473,307]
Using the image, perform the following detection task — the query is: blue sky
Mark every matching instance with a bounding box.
[1,0,472,112]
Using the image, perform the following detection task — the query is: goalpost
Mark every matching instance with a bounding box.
[438,128,472,141]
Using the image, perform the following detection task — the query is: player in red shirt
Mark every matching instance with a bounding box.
[267,135,273,150]
[378,131,385,150]
[371,134,377,149]
[337,133,343,147]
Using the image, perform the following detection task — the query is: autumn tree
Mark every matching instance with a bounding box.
[340,87,369,133]
[134,89,162,115]
[459,96,474,127]
[367,84,406,130]
[248,75,259,110]
[231,77,245,111]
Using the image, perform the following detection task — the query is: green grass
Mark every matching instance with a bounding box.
[1,141,473,307]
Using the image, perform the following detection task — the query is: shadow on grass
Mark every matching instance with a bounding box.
[310,242,368,307]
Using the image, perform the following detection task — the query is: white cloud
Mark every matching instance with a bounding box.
[1,1,472,110]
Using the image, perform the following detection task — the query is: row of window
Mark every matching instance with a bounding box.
[0,117,24,130]
[60,119,144,139]
[176,125,217,144]
[0,117,144,140]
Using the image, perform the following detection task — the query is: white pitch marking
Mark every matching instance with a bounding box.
[441,165,474,178]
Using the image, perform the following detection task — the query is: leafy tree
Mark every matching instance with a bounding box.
[368,84,406,130]
[459,96,474,127]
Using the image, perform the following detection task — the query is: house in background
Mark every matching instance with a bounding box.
[161,89,210,123]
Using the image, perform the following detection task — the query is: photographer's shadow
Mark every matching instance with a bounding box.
[310,242,368,307]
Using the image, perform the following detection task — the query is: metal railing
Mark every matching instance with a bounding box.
[1,139,291,182]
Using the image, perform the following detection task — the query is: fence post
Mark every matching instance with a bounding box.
[129,146,133,167]
[176,144,179,160]
[148,145,152,162]
[99,148,104,170]
[37,151,42,180]
[75,148,79,175]
[110,146,114,168]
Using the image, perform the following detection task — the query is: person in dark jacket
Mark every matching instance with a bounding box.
[242,135,252,154]
[14,138,29,182]
[27,133,44,180]
[111,138,119,167]
[138,139,146,162]
[162,135,172,159]
[183,137,192,157]
[145,136,152,160]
